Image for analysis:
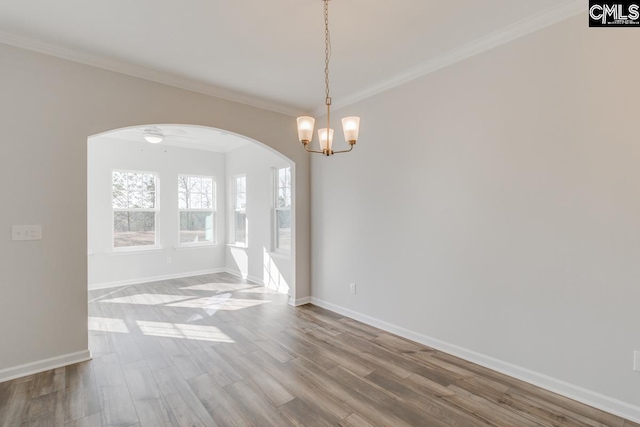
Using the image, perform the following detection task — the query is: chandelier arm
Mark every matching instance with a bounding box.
[302,144,325,154]
[332,145,355,154]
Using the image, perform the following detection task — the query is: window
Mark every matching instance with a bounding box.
[112,171,157,249]
[178,175,215,244]
[274,167,292,252]
[230,175,247,246]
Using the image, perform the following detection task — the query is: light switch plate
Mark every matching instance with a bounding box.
[634,351,640,372]
[12,225,42,241]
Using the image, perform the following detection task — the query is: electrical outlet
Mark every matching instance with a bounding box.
[12,225,42,241]
[634,351,640,372]
[349,282,356,294]
[166,257,172,265]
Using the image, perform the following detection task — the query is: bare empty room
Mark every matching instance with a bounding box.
[1,1,639,426]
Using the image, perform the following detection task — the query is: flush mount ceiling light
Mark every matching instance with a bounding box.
[143,127,164,144]
[297,0,360,156]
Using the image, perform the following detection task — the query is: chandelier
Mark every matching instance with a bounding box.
[296,0,360,156]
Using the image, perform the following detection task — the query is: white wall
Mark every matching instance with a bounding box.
[0,42,310,379]
[225,144,294,295]
[311,15,640,415]
[88,137,226,287]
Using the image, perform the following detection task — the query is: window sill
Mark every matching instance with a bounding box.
[174,243,221,251]
[226,243,249,249]
[108,247,164,256]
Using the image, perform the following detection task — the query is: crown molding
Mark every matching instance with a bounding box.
[314,0,587,116]
[0,30,303,118]
[0,0,585,119]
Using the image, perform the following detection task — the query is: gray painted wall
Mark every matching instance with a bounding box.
[311,16,640,408]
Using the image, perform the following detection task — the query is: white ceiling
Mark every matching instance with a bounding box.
[99,125,250,153]
[0,0,583,115]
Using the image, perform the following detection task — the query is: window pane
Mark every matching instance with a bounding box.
[278,187,291,208]
[191,177,202,194]
[114,212,156,248]
[178,176,189,193]
[179,176,214,210]
[113,172,155,209]
[276,167,291,208]
[276,209,291,251]
[202,179,213,209]
[112,172,128,208]
[236,177,246,194]
[201,195,212,210]
[178,192,188,209]
[142,192,155,209]
[113,191,128,209]
[180,211,214,244]
[277,188,286,208]
[236,192,246,210]
[234,211,247,245]
[130,173,144,191]
[189,192,202,209]
[143,173,156,191]
[129,192,144,209]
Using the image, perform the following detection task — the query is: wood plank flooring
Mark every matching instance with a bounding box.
[0,272,637,426]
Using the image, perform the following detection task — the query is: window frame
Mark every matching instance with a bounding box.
[272,166,292,254]
[111,169,160,252]
[229,174,248,247]
[177,174,217,247]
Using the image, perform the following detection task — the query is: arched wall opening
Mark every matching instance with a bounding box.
[87,124,297,299]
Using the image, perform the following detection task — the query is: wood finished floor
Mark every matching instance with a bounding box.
[0,273,637,427]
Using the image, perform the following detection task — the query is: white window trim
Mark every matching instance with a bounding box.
[177,174,217,247]
[229,174,248,248]
[272,166,292,255]
[111,169,160,252]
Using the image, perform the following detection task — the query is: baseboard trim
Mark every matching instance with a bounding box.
[247,275,264,286]
[309,297,640,424]
[289,296,311,307]
[223,268,243,278]
[89,268,227,290]
[0,350,92,384]
[222,269,264,286]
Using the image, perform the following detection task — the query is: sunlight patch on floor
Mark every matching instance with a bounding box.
[88,317,130,333]
[101,293,193,306]
[136,320,235,343]
[237,287,280,295]
[179,282,256,292]
[167,294,271,311]
[263,248,289,295]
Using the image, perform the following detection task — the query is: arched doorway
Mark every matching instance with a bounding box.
[87,123,296,292]
[85,123,298,363]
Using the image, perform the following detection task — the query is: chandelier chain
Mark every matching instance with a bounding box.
[324,0,331,106]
